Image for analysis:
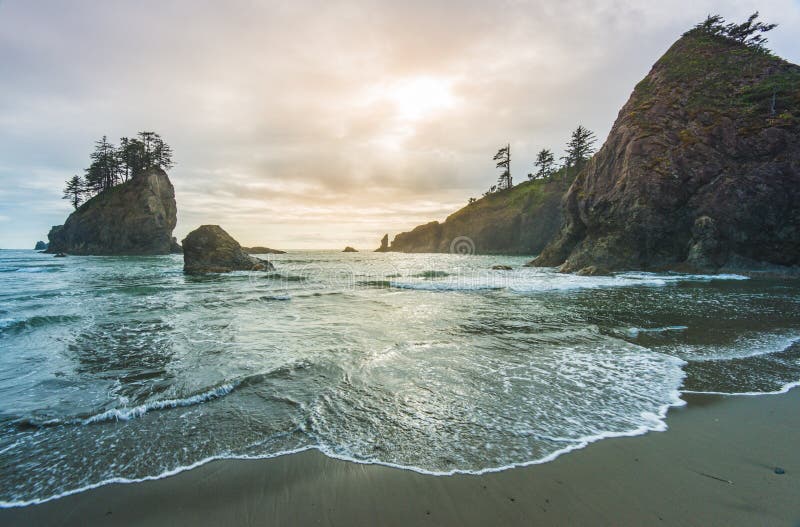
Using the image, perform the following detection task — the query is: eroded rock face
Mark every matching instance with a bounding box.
[182,225,275,274]
[47,168,177,255]
[532,31,800,273]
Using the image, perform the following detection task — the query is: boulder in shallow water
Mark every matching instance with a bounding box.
[491,265,513,270]
[182,225,275,274]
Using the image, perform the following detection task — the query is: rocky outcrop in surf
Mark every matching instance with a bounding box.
[46,168,177,255]
[182,225,275,274]
[531,28,800,273]
[343,246,358,252]
[33,241,48,251]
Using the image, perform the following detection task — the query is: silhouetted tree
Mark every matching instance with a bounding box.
[690,12,777,52]
[493,143,512,190]
[119,137,147,178]
[76,132,174,201]
[134,131,174,172]
[468,197,477,204]
[152,136,175,171]
[84,136,119,195]
[532,148,556,180]
[559,125,596,186]
[565,125,596,168]
[62,175,84,209]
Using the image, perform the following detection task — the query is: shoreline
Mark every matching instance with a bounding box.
[1,388,798,526]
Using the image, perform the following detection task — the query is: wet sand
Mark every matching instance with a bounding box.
[1,389,798,526]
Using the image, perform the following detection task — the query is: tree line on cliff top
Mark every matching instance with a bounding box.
[474,124,596,202]
[471,12,776,204]
[63,132,174,210]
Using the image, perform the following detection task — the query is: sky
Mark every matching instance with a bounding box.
[1,0,799,249]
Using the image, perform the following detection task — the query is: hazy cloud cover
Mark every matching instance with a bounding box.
[1,0,798,249]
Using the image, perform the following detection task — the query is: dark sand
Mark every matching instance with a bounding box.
[1,389,798,526]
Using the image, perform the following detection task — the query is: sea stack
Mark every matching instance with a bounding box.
[182,225,275,273]
[46,168,177,255]
[375,234,390,252]
[343,246,358,252]
[33,241,47,251]
[531,29,800,274]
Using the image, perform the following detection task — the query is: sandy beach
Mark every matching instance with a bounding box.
[1,388,797,526]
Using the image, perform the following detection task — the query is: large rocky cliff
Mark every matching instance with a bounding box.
[532,30,800,273]
[47,168,177,255]
[388,177,568,255]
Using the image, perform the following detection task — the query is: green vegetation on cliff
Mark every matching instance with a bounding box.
[389,168,576,255]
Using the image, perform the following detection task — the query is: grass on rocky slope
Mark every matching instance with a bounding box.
[445,167,575,224]
[629,29,799,130]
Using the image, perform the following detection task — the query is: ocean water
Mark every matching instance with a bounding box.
[1,249,799,505]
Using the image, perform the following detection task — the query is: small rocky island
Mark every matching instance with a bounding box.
[183,225,275,273]
[47,167,177,255]
[241,246,286,254]
[343,246,358,252]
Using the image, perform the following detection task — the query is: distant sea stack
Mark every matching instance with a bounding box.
[388,178,566,255]
[34,241,48,251]
[375,234,390,252]
[182,225,275,273]
[47,168,177,255]
[532,28,800,273]
[343,246,358,252]
[241,246,286,254]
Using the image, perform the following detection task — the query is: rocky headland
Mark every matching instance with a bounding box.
[386,177,568,255]
[531,28,800,274]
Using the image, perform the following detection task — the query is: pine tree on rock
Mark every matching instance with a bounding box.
[493,143,512,190]
[62,175,85,210]
[532,148,556,180]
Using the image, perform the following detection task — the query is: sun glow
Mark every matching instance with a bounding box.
[385,77,458,120]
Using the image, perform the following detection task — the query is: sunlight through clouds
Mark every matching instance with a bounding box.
[0,0,798,249]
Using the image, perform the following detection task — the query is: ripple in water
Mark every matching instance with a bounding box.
[0,249,798,506]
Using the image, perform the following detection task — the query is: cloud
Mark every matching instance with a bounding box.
[1,0,798,249]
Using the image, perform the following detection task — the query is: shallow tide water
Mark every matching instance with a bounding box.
[0,249,798,505]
